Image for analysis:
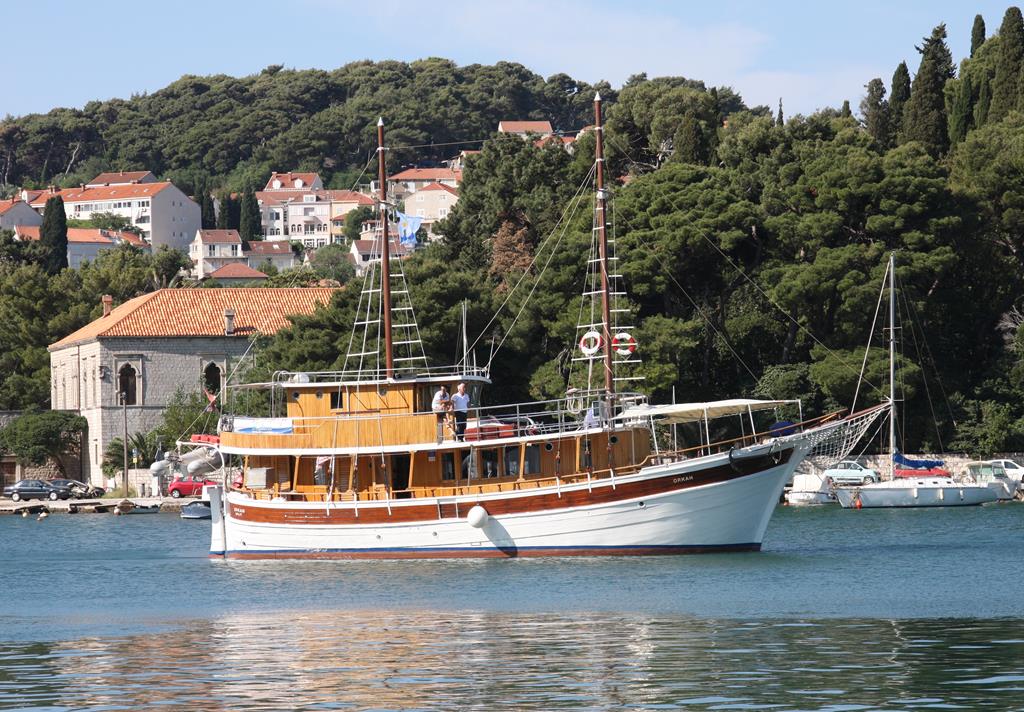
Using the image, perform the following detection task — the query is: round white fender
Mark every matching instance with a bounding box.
[466,505,489,528]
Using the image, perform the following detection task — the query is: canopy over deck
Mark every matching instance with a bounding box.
[616,398,799,424]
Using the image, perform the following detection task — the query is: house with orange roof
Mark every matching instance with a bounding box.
[0,199,42,230]
[205,263,269,285]
[386,167,461,199]
[497,120,554,138]
[49,287,338,484]
[408,182,459,239]
[13,225,150,268]
[349,237,412,276]
[26,180,200,251]
[86,171,157,187]
[189,229,246,278]
[263,172,324,191]
[245,240,297,272]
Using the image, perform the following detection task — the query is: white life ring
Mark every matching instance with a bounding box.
[612,332,637,356]
[579,330,602,357]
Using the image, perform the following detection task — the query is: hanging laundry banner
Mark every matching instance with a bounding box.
[396,211,423,247]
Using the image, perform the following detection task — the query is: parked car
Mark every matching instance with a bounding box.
[168,474,220,498]
[988,459,1024,483]
[3,479,74,502]
[49,479,106,499]
[822,460,879,486]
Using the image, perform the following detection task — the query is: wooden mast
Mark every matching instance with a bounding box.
[377,117,394,378]
[594,92,614,395]
[888,252,896,479]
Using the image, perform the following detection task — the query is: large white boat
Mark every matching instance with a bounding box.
[206,96,883,559]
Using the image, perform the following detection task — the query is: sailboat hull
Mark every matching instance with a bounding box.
[213,448,798,559]
[834,478,998,508]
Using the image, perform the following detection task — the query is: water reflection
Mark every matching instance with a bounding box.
[2,613,1022,710]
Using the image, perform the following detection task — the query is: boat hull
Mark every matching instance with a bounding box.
[785,490,834,506]
[834,479,998,508]
[213,447,800,559]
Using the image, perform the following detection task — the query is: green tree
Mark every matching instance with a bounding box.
[988,7,1024,121]
[840,100,852,117]
[971,14,987,57]
[948,72,974,144]
[40,195,68,273]
[672,113,708,164]
[0,409,87,475]
[974,75,992,126]
[67,210,142,235]
[344,206,373,242]
[860,78,889,146]
[200,190,216,229]
[889,61,912,146]
[310,243,356,284]
[776,98,784,127]
[216,192,239,230]
[238,189,263,243]
[899,24,954,156]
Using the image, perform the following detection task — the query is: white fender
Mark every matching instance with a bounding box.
[466,505,489,528]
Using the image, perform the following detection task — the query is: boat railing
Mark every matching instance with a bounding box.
[270,365,492,386]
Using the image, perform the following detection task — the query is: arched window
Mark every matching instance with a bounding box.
[203,362,222,395]
[118,364,137,405]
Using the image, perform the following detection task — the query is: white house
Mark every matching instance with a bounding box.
[349,237,412,276]
[0,199,42,230]
[86,171,157,188]
[246,240,297,272]
[190,229,246,278]
[407,182,459,239]
[387,167,461,197]
[13,226,149,268]
[205,263,269,284]
[497,120,554,138]
[26,181,200,251]
[49,288,339,484]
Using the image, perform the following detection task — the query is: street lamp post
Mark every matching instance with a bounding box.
[120,391,129,500]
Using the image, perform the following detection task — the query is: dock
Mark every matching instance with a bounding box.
[0,497,191,516]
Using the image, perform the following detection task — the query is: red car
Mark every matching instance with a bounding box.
[168,475,220,498]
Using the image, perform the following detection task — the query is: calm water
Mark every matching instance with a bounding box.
[1,504,1022,710]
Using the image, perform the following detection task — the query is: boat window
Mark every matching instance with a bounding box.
[504,447,520,478]
[480,449,500,478]
[581,437,592,469]
[524,444,541,475]
[460,450,477,480]
[330,391,344,410]
[442,452,455,481]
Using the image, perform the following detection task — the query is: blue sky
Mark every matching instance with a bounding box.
[2,1,1016,119]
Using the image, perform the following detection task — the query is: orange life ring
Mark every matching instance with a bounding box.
[612,332,637,356]
[579,330,602,357]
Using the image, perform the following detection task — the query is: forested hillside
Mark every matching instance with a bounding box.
[4,8,1024,454]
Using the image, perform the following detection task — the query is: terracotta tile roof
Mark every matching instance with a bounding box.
[256,190,327,206]
[28,182,172,207]
[0,199,29,216]
[325,190,374,205]
[197,229,242,244]
[388,167,462,183]
[418,182,459,195]
[86,171,156,186]
[264,172,321,190]
[13,226,144,245]
[49,288,338,349]
[207,263,268,280]
[245,241,294,255]
[498,120,553,134]
[352,238,412,256]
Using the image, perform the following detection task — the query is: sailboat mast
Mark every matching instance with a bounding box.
[888,252,896,479]
[593,92,614,396]
[377,117,394,378]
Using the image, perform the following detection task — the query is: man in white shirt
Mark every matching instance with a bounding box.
[450,382,471,441]
[431,385,450,443]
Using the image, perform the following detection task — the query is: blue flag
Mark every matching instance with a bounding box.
[396,211,423,247]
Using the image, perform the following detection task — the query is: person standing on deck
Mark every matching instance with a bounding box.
[432,385,450,443]
[451,382,471,441]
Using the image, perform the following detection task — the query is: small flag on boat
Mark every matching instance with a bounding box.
[203,388,218,413]
[396,211,422,247]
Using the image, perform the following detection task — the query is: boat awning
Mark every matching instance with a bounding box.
[615,398,799,424]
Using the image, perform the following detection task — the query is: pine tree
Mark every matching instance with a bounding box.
[900,24,954,156]
[948,73,974,144]
[776,98,784,126]
[200,190,216,229]
[840,100,852,117]
[988,7,1024,121]
[673,113,707,164]
[860,78,889,146]
[971,14,986,56]
[889,62,912,145]
[239,190,263,242]
[975,75,992,126]
[39,196,68,274]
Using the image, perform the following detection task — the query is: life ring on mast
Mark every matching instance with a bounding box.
[612,332,637,356]
[579,330,603,357]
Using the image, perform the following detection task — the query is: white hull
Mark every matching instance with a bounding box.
[785,490,834,506]
[834,478,998,508]
[212,451,799,559]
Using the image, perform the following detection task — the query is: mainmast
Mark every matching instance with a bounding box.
[377,117,394,378]
[888,252,896,479]
[594,92,614,395]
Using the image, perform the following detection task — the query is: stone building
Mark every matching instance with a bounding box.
[48,288,338,484]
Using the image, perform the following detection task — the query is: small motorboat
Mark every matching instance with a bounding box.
[114,500,161,515]
[785,473,835,505]
[181,501,212,520]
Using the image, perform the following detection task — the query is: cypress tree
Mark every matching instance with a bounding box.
[971,14,986,57]
[239,190,263,242]
[975,75,992,126]
[988,7,1024,122]
[948,73,974,144]
[39,196,68,274]
[215,191,230,229]
[840,100,852,117]
[900,24,954,156]
[776,98,784,126]
[860,78,889,146]
[200,190,216,229]
[889,62,912,145]
[673,113,707,164]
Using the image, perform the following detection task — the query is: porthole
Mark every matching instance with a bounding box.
[291,391,300,400]
[610,435,619,445]
[544,442,554,452]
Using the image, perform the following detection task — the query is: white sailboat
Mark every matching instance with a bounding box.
[834,254,997,509]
